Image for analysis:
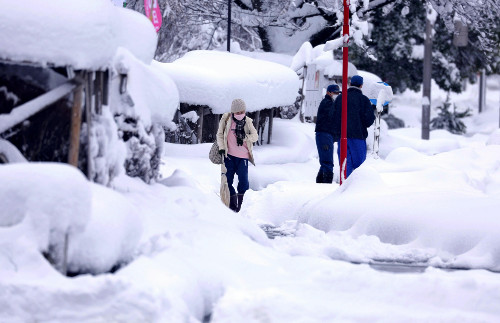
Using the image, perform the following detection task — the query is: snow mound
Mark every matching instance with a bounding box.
[290,41,314,71]
[0,163,91,252]
[159,169,199,188]
[154,50,300,114]
[68,183,142,274]
[487,129,500,145]
[0,0,157,68]
[296,146,500,270]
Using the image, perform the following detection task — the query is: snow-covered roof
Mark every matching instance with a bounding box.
[0,0,157,69]
[154,50,300,114]
[111,48,179,127]
[291,42,357,78]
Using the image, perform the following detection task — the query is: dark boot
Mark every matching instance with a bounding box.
[229,194,238,212]
[323,171,333,184]
[316,171,324,183]
[235,193,245,212]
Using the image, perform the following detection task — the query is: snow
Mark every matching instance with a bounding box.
[0,139,27,163]
[154,50,300,114]
[218,42,294,67]
[487,129,500,145]
[359,76,394,108]
[2,29,500,321]
[290,42,314,71]
[0,82,76,134]
[111,48,179,128]
[0,0,157,69]
[323,37,345,52]
[68,182,142,274]
[0,163,91,256]
[313,44,358,78]
[291,42,357,79]
[267,16,327,55]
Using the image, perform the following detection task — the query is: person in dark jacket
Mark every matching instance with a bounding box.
[333,75,375,179]
[314,84,341,184]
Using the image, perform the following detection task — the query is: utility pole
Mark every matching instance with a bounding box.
[478,69,486,113]
[227,0,232,52]
[339,0,349,185]
[421,9,433,140]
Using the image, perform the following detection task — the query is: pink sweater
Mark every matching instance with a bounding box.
[227,119,250,159]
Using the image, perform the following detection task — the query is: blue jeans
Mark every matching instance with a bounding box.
[337,138,367,178]
[316,132,334,174]
[224,154,249,196]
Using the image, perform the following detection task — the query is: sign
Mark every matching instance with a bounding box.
[144,0,162,32]
[303,64,325,118]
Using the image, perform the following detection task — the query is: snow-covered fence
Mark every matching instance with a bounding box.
[0,0,180,185]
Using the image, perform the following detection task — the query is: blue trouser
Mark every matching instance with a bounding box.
[337,138,367,178]
[316,132,334,174]
[224,154,249,196]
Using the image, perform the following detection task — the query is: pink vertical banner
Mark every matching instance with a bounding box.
[144,0,162,32]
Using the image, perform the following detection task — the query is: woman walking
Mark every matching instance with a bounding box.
[216,99,258,212]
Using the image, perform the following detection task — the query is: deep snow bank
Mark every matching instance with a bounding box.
[0,163,91,253]
[0,163,143,275]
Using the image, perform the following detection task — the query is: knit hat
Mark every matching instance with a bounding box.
[327,84,341,93]
[231,98,246,113]
[350,75,363,87]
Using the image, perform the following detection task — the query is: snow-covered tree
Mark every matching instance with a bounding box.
[347,0,499,92]
[127,0,301,61]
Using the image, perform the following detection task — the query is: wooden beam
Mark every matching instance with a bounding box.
[102,69,110,106]
[254,110,260,146]
[299,66,307,123]
[68,79,84,167]
[267,108,274,144]
[85,71,94,180]
[0,82,77,134]
[215,114,220,142]
[95,71,103,115]
[197,106,204,143]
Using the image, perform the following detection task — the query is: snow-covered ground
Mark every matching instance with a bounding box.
[2,73,500,322]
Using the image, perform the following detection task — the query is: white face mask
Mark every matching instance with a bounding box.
[234,113,245,120]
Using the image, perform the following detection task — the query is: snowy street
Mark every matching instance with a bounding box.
[3,82,500,320]
[1,0,500,322]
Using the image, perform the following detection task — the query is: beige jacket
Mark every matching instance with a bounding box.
[216,113,258,165]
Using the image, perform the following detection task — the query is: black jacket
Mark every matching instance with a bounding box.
[315,94,335,135]
[333,87,375,140]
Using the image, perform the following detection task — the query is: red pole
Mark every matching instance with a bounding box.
[340,0,350,185]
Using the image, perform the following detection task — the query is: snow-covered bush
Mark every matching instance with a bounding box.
[279,94,301,119]
[110,48,179,183]
[79,107,126,186]
[115,114,164,183]
[430,96,472,135]
[164,110,197,144]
